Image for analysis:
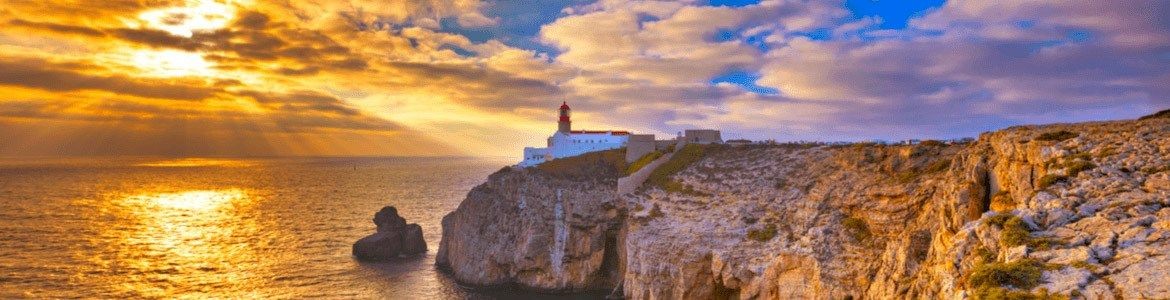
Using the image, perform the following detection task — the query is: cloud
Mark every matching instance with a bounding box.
[0,57,221,100]
[0,0,1168,158]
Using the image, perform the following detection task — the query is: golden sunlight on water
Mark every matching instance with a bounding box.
[136,158,258,168]
[0,157,516,298]
[97,188,266,298]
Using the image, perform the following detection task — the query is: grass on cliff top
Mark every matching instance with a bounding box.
[626,150,664,175]
[1037,174,1068,190]
[968,257,1043,292]
[1139,108,1170,120]
[1034,130,1077,142]
[646,144,710,192]
[983,213,1059,250]
[536,149,627,179]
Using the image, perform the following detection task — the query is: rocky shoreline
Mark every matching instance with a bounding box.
[434,114,1170,299]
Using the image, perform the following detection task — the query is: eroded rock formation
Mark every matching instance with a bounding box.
[353,206,427,261]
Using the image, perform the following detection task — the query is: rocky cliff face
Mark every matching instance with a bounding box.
[624,117,1170,299]
[435,151,626,292]
[439,117,1170,299]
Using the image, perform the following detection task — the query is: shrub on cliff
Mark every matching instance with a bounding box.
[984,214,1031,247]
[747,223,778,242]
[841,217,871,242]
[1037,174,1068,189]
[1034,130,1077,142]
[967,259,1044,291]
[1065,160,1096,177]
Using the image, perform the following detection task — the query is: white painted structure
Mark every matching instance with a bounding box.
[518,102,630,167]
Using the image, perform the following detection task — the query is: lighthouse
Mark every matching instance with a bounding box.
[518,101,632,167]
[558,101,572,133]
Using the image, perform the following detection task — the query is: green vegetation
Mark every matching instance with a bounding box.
[925,159,952,173]
[920,140,946,147]
[1034,130,1077,142]
[841,217,871,242]
[1065,160,1096,177]
[626,150,664,175]
[747,223,778,242]
[648,204,665,219]
[894,159,952,183]
[646,144,710,193]
[982,214,1058,249]
[1037,174,1068,189]
[971,286,1064,300]
[968,259,1044,291]
[1138,108,1170,120]
[1140,164,1170,174]
[974,247,997,263]
[984,214,1030,247]
[1069,260,1100,272]
[1096,146,1117,158]
[536,149,626,179]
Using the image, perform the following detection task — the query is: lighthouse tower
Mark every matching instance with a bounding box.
[558,101,571,133]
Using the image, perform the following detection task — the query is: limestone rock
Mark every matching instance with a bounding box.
[436,152,625,292]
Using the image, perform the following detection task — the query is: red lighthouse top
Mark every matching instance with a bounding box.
[558,101,572,132]
[559,101,571,122]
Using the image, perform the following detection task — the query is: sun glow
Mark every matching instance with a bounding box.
[138,0,238,38]
[131,49,216,77]
[138,158,258,168]
[127,189,250,211]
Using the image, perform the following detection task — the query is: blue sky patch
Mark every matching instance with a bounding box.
[710,70,779,95]
[707,0,761,7]
[845,0,946,29]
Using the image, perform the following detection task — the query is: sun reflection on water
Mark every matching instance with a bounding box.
[130,189,247,210]
[137,158,258,168]
[98,188,268,298]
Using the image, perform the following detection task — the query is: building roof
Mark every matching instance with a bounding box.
[571,130,630,135]
[560,101,570,110]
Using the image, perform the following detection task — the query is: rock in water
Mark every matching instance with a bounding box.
[401,224,427,255]
[374,206,407,232]
[353,231,404,261]
[353,206,426,261]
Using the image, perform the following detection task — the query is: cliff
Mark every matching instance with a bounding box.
[435,150,626,292]
[438,116,1170,299]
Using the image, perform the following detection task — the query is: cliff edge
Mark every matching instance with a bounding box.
[438,115,1170,299]
[435,150,626,292]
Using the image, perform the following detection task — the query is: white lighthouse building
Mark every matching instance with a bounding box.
[518,102,630,167]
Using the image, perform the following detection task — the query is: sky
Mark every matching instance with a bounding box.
[1,0,1168,158]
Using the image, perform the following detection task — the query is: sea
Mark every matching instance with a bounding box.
[0,157,597,299]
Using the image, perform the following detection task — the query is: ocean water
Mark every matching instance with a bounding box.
[0,157,581,299]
